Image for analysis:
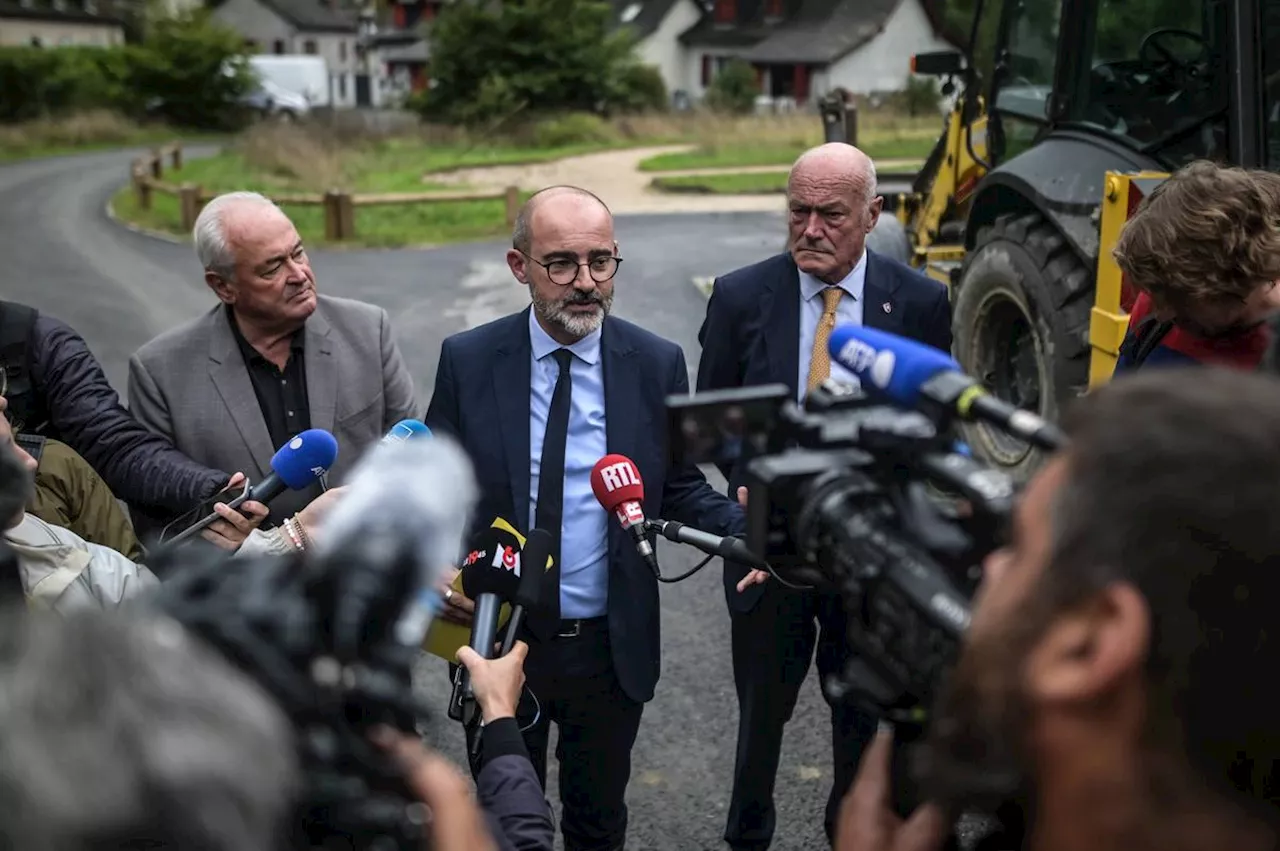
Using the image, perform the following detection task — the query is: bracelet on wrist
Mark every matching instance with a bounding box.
[282,517,305,552]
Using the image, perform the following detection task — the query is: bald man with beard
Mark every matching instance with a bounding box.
[697,143,953,850]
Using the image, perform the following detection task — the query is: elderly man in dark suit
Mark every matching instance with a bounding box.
[425,185,746,851]
[697,143,953,850]
[127,192,418,539]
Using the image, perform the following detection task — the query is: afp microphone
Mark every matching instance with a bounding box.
[381,418,432,445]
[161,428,339,548]
[589,454,660,577]
[828,324,1067,451]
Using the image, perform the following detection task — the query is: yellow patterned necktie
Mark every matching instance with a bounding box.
[806,286,845,395]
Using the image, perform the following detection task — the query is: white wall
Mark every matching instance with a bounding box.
[813,0,952,96]
[292,32,357,107]
[213,0,293,49]
[635,0,701,101]
[682,48,738,100]
[0,18,122,46]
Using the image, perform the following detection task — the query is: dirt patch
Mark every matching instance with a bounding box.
[425,145,787,215]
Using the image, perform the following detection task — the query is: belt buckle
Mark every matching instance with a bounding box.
[557,620,581,639]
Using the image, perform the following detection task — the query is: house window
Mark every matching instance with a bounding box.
[701,54,712,86]
[393,4,405,26]
[713,0,735,24]
[83,0,97,13]
[244,38,258,51]
[29,35,42,46]
[339,40,347,61]
[304,39,318,54]
[764,0,782,18]
[273,38,286,53]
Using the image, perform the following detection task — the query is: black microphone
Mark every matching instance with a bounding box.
[645,518,769,570]
[500,528,552,656]
[450,523,521,732]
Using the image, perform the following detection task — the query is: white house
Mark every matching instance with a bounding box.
[609,0,703,103]
[210,0,361,108]
[0,0,125,47]
[676,0,956,106]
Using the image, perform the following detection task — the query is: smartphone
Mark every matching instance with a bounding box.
[665,384,789,468]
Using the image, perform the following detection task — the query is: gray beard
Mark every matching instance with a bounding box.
[530,286,613,339]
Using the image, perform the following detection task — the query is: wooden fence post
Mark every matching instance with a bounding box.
[504,185,520,227]
[170,144,182,171]
[336,192,355,240]
[150,149,163,180]
[178,184,201,232]
[324,191,341,241]
[132,161,152,210]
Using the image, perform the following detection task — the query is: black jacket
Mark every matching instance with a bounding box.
[477,718,555,851]
[5,306,227,514]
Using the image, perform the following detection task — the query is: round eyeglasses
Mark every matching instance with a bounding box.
[523,252,623,286]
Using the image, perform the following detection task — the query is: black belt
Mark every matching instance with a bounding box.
[556,616,607,639]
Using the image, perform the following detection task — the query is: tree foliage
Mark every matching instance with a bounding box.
[0,9,252,129]
[704,58,757,114]
[418,0,664,125]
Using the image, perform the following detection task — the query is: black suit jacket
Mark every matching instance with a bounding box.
[425,308,745,704]
[695,250,952,613]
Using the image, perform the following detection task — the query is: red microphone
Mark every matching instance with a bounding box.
[590,454,659,576]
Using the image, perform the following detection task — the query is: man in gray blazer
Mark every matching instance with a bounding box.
[127,191,418,538]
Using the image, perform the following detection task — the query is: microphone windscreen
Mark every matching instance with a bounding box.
[382,419,432,445]
[515,528,553,608]
[269,428,340,489]
[828,324,960,406]
[460,518,524,600]
[590,454,645,513]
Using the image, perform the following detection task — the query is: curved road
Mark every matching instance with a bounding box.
[0,148,839,851]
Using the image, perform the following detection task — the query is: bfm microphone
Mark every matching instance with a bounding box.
[590,454,660,577]
[645,518,769,570]
[500,527,552,655]
[449,521,523,729]
[162,428,339,547]
[827,325,1067,451]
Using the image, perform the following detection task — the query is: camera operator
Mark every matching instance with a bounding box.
[839,368,1280,851]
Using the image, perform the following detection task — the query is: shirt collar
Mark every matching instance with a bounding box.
[226,305,304,364]
[799,250,867,302]
[528,307,602,366]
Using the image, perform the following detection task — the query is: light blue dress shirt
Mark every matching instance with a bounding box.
[796,250,867,401]
[528,310,610,619]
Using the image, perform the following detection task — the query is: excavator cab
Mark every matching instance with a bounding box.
[896,0,1280,480]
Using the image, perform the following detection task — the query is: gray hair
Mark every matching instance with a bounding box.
[0,609,299,851]
[193,191,283,279]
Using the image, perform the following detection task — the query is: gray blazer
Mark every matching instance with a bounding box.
[127,294,419,531]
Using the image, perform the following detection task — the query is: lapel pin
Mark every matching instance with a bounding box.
[882,302,893,314]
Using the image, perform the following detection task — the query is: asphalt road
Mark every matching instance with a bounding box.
[0,147,848,851]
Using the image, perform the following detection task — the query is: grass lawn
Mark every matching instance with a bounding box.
[0,111,231,164]
[636,127,939,172]
[652,171,791,194]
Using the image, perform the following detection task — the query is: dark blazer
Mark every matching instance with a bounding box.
[425,308,744,704]
[695,250,952,613]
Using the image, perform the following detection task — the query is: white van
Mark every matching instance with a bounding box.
[247,55,331,108]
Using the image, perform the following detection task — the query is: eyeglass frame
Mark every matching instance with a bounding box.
[519,250,623,286]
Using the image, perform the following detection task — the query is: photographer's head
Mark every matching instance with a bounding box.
[0,609,298,851]
[925,369,1280,848]
[0,396,36,529]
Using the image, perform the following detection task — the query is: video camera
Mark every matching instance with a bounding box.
[667,377,1017,729]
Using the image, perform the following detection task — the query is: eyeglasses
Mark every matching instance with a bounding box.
[523,252,623,286]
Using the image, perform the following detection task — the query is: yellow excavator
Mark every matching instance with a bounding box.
[872,0,1279,480]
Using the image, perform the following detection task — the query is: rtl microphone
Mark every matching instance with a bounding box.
[827,325,1067,451]
[161,428,340,547]
[590,454,660,577]
[501,528,552,656]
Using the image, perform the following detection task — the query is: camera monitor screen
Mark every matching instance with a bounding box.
[665,384,790,468]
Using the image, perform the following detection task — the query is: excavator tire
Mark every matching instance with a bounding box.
[951,212,1093,483]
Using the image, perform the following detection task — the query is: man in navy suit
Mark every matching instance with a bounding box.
[425,185,746,851]
[696,143,952,850]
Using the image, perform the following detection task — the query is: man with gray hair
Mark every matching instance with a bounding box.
[0,607,299,850]
[127,192,418,537]
[696,142,953,849]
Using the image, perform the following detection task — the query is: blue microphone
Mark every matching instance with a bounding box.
[247,428,341,504]
[381,419,432,445]
[828,325,1066,450]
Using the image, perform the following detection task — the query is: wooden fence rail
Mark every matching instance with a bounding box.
[129,143,521,241]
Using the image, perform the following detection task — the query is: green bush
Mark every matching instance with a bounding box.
[608,62,669,114]
[0,9,251,130]
[705,58,758,115]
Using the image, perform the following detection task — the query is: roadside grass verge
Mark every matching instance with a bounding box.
[652,171,791,194]
[0,110,225,163]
